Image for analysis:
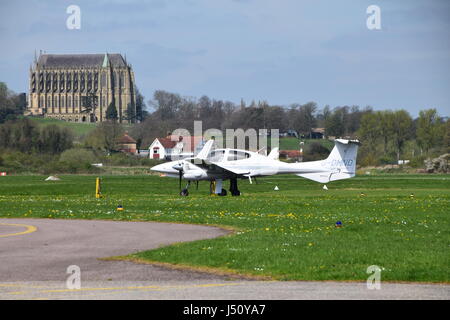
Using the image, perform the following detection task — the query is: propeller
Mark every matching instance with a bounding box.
[172,161,192,192]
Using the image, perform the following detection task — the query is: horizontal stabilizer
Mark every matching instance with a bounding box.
[296,171,355,183]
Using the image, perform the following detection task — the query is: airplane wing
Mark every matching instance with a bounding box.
[189,158,250,175]
[188,159,250,176]
[209,162,250,175]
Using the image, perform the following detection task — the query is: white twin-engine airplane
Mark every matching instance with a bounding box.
[151,139,360,196]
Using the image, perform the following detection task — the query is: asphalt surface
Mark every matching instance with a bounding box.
[0,218,228,282]
[0,218,448,300]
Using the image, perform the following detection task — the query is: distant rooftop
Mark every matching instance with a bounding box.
[117,132,137,144]
[36,53,127,68]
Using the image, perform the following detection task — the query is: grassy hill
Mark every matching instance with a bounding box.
[27,116,134,141]
[28,117,97,138]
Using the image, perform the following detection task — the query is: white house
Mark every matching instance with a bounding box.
[148,136,205,160]
[148,138,178,159]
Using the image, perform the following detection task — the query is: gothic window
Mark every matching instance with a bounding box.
[60,73,65,92]
[68,96,72,108]
[120,72,124,88]
[53,73,58,92]
[80,72,85,92]
[40,96,44,108]
[46,73,51,93]
[101,73,106,88]
[39,72,44,92]
[87,72,92,92]
[73,72,78,92]
[31,73,36,93]
[94,72,98,92]
[66,73,71,92]
[47,96,51,108]
[74,96,78,107]
[114,71,119,87]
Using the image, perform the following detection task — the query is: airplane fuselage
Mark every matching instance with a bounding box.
[151,148,328,181]
[151,139,359,195]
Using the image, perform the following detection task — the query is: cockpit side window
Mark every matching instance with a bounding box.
[208,150,225,162]
[227,150,250,161]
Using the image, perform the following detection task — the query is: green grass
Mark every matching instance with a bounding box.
[0,174,448,282]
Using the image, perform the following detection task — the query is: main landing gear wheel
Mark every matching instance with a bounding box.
[229,178,241,196]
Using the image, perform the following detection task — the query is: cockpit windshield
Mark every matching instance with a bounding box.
[227,150,251,161]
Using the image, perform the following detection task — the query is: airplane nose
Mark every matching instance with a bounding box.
[151,163,177,174]
[151,163,166,172]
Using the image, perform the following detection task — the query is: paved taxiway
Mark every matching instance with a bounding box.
[0,218,448,300]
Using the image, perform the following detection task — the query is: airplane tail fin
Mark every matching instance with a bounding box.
[296,139,360,183]
[268,147,279,160]
[195,139,214,161]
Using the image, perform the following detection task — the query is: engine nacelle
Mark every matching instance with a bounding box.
[183,170,208,180]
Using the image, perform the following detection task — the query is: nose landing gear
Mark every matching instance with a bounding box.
[180,181,191,196]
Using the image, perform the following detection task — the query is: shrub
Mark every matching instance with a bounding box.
[409,155,427,168]
[379,155,397,165]
[59,148,98,164]
[358,152,379,167]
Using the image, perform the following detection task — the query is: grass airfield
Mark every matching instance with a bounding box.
[0,174,448,283]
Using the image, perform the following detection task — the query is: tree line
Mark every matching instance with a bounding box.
[0,118,73,154]
[133,90,383,141]
[132,90,449,166]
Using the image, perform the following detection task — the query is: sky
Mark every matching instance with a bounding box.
[0,0,449,117]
